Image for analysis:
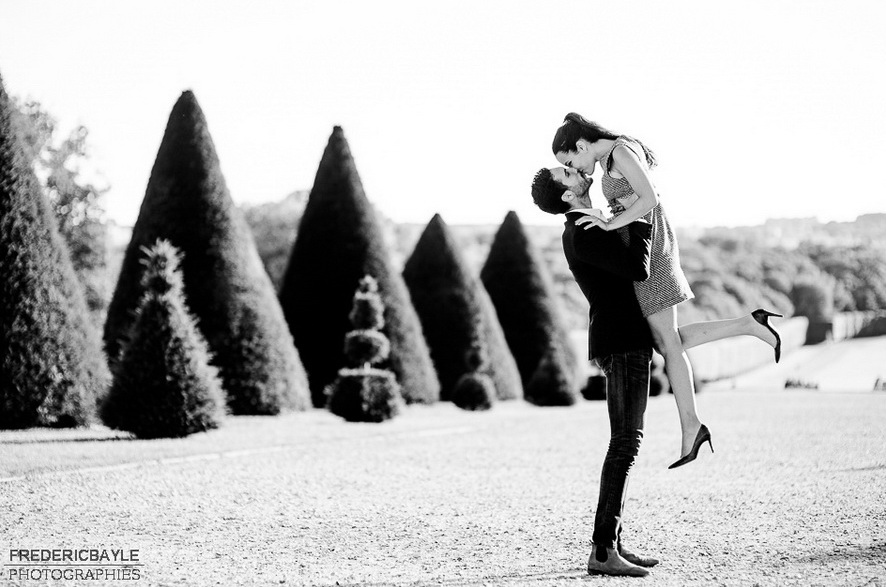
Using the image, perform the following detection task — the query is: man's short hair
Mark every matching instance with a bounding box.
[531,168,570,215]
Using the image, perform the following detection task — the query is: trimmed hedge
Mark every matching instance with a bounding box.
[280,127,439,406]
[327,276,404,422]
[327,369,403,423]
[480,211,579,404]
[0,73,109,429]
[581,375,606,401]
[103,91,309,415]
[100,240,226,438]
[403,214,522,401]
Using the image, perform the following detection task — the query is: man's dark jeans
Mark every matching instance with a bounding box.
[592,348,652,549]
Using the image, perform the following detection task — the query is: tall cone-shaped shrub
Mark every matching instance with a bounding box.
[327,276,404,422]
[103,91,309,415]
[403,214,522,401]
[0,73,109,429]
[279,127,439,406]
[481,211,580,405]
[100,240,226,438]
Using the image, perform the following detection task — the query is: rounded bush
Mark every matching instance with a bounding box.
[452,373,495,411]
[350,293,385,331]
[345,330,391,366]
[464,339,489,372]
[327,369,403,423]
[525,345,578,406]
[581,374,607,401]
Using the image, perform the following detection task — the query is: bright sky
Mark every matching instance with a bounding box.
[2,1,885,228]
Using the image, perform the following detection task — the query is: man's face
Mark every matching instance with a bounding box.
[551,167,592,198]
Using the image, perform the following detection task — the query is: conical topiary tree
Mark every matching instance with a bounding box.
[279,126,439,406]
[327,276,404,422]
[481,211,580,403]
[0,73,109,429]
[451,334,495,411]
[524,342,578,406]
[100,240,226,438]
[103,91,309,415]
[403,214,522,401]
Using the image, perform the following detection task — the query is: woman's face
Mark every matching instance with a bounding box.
[555,139,596,175]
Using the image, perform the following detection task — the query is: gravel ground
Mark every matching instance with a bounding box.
[1,389,884,587]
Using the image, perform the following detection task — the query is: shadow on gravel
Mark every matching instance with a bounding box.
[833,464,886,473]
[0,435,135,445]
[321,569,587,586]
[798,542,886,564]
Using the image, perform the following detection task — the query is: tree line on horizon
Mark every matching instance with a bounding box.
[244,199,886,336]
[1,78,581,437]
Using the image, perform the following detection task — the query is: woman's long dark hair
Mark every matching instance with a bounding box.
[552,112,657,169]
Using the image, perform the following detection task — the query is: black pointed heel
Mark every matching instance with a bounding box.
[752,308,783,363]
[668,424,713,470]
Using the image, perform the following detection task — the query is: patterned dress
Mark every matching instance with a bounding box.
[601,136,693,317]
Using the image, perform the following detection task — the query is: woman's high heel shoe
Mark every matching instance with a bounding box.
[752,308,783,363]
[668,424,713,469]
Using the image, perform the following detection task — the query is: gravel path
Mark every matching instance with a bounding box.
[2,389,884,586]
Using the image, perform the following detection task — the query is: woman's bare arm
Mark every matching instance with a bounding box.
[600,145,659,231]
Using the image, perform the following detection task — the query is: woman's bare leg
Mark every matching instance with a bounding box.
[647,306,702,457]
[678,314,778,351]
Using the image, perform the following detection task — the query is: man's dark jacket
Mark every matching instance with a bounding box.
[561,212,655,361]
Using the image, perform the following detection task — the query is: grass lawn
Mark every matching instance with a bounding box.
[1,388,884,586]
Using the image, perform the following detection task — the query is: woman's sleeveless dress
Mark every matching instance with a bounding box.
[602,137,693,317]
